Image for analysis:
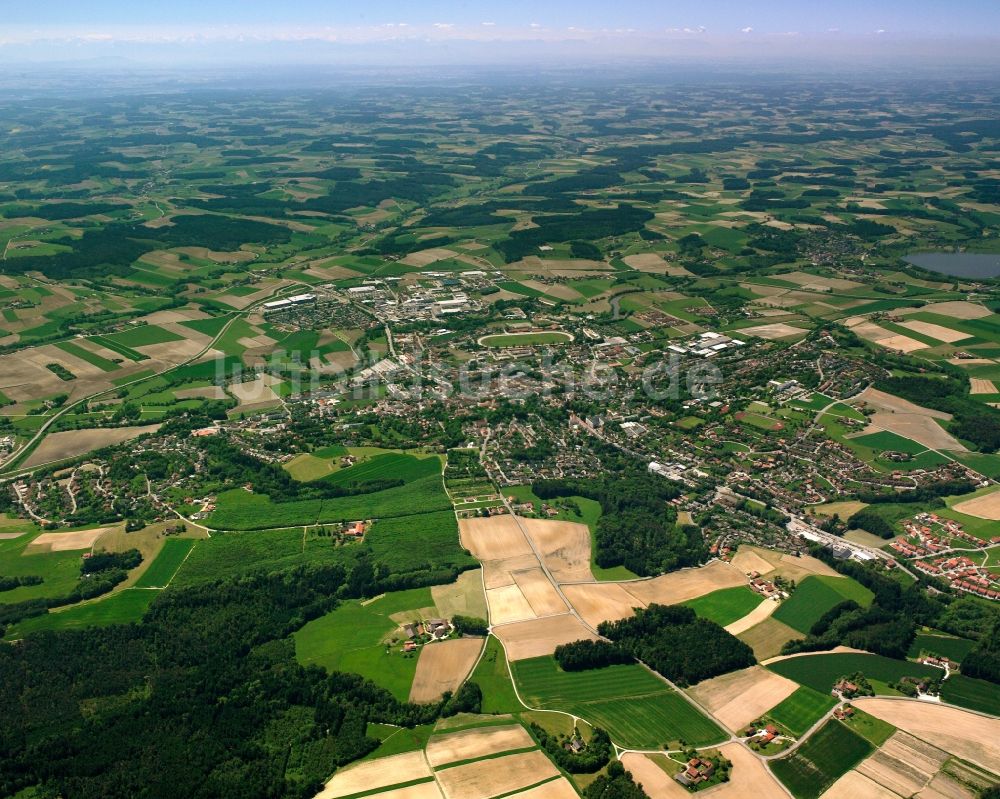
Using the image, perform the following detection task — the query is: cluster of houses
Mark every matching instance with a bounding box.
[832,705,856,721]
[400,618,454,652]
[746,571,786,601]
[898,549,1000,601]
[674,757,717,788]
[743,722,782,747]
[901,512,998,551]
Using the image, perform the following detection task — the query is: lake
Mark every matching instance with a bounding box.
[905,252,1000,279]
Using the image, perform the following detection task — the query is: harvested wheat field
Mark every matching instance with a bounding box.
[486,584,537,625]
[317,751,432,799]
[856,409,967,451]
[821,770,902,799]
[853,387,952,419]
[688,666,798,732]
[737,618,802,661]
[855,731,949,798]
[519,518,592,583]
[435,750,558,799]
[738,323,810,340]
[898,319,971,344]
[401,247,459,267]
[623,253,673,273]
[731,545,839,582]
[28,525,119,552]
[367,783,443,799]
[854,699,1000,772]
[714,743,786,797]
[619,753,687,798]
[970,378,998,395]
[432,569,488,620]
[561,582,643,628]
[952,489,1000,521]
[809,501,869,519]
[762,646,868,667]
[425,724,535,768]
[512,569,567,617]
[410,638,485,703]
[506,777,580,799]
[725,599,779,636]
[493,613,600,661]
[484,554,543,589]
[459,516,533,562]
[900,301,992,320]
[23,424,162,469]
[623,561,745,607]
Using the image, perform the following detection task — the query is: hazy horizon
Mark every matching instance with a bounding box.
[2,0,999,69]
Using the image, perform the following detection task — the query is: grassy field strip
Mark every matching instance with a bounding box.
[133,538,198,589]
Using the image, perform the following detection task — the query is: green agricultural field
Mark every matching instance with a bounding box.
[170,527,355,585]
[772,575,874,634]
[321,452,440,487]
[54,340,120,372]
[5,589,155,639]
[682,585,764,627]
[88,335,147,361]
[940,674,1000,716]
[511,656,726,748]
[764,686,838,737]
[102,324,184,347]
[850,430,929,455]
[206,472,452,530]
[846,709,896,747]
[365,511,476,573]
[907,632,977,663]
[133,538,197,588]
[768,652,939,695]
[479,331,573,347]
[0,529,87,603]
[471,636,524,714]
[770,720,874,799]
[293,587,436,701]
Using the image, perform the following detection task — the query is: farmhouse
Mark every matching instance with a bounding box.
[675,757,716,787]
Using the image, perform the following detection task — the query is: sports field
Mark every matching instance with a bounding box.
[511,656,725,748]
[772,575,874,634]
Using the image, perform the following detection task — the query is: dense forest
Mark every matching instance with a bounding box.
[532,472,706,576]
[554,639,634,671]
[0,559,480,798]
[581,761,650,799]
[597,604,756,686]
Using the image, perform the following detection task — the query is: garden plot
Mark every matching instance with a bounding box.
[425,724,534,768]
[492,613,599,661]
[688,666,798,732]
[434,750,558,799]
[409,638,484,703]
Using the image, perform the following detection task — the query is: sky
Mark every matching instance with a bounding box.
[2,0,999,67]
